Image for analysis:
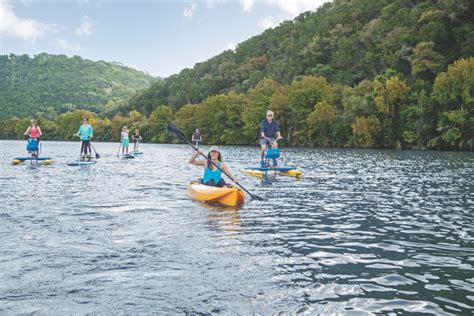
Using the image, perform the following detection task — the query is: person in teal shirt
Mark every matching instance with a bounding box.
[189,146,237,187]
[74,118,94,160]
[120,126,130,155]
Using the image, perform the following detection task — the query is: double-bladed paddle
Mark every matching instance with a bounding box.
[167,123,263,201]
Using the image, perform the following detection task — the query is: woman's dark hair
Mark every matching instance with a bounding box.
[207,151,223,168]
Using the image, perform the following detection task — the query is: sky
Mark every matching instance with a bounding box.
[0,0,331,77]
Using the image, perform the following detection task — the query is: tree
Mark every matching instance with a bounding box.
[242,79,284,142]
[431,57,474,149]
[307,101,337,146]
[411,42,446,80]
[148,105,173,143]
[351,115,382,148]
[287,76,334,145]
[373,75,408,147]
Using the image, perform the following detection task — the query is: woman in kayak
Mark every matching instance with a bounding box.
[189,146,237,187]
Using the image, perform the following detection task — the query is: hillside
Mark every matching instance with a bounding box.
[1,0,472,150]
[0,53,155,119]
[130,0,473,115]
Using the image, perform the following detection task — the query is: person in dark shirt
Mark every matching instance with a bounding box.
[132,129,143,151]
[259,110,282,167]
[192,129,202,147]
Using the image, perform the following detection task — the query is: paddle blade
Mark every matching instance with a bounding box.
[167,123,189,143]
[166,123,177,133]
[167,123,181,136]
[95,153,100,159]
[249,193,264,201]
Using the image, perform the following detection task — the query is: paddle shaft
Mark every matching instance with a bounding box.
[89,142,99,158]
[116,141,122,157]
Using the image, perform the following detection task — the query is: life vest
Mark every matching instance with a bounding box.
[202,161,222,184]
[29,126,40,138]
[26,138,39,152]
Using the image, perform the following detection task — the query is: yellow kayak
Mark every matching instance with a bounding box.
[241,167,302,178]
[187,181,245,207]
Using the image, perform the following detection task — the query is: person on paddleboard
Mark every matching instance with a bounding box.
[189,145,237,187]
[24,119,42,143]
[132,129,142,151]
[121,126,130,155]
[192,129,202,147]
[24,119,42,157]
[259,110,282,167]
[75,118,94,161]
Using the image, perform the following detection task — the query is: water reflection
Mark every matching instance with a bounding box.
[207,206,242,234]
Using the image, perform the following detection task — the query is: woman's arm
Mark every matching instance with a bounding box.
[221,163,237,182]
[38,126,43,136]
[75,126,81,137]
[24,126,30,135]
[189,151,206,166]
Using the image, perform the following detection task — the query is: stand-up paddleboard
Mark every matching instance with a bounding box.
[122,153,135,159]
[12,157,53,165]
[67,160,97,166]
[130,150,143,155]
[242,166,302,178]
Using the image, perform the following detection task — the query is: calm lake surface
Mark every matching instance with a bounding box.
[1,140,473,314]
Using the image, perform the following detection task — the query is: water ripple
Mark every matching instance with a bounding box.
[0,141,473,313]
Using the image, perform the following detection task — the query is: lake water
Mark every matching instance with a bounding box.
[1,140,473,314]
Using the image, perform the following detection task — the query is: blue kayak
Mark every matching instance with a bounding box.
[67,160,97,166]
[14,157,51,161]
[122,153,135,159]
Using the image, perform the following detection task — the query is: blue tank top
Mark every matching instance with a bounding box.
[202,161,221,183]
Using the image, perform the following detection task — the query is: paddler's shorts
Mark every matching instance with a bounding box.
[260,137,276,146]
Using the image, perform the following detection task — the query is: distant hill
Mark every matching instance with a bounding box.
[0,53,155,119]
[130,0,473,115]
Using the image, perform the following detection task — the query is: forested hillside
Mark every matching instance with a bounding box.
[0,53,155,119]
[128,0,473,150]
[131,0,473,113]
[1,0,472,150]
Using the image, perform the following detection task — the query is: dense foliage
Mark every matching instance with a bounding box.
[1,0,473,151]
[0,53,155,119]
[129,0,473,150]
[130,0,473,113]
